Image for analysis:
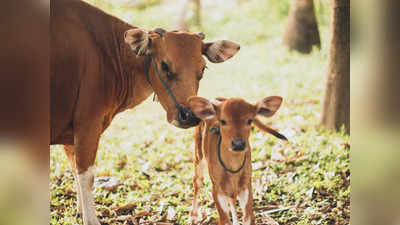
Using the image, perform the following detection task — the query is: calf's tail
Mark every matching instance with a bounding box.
[253,118,288,141]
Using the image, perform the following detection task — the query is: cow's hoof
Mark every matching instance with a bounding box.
[83,218,101,225]
[88,221,101,225]
[189,210,203,224]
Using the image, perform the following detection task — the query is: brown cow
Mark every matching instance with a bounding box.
[188,97,285,225]
[51,0,239,224]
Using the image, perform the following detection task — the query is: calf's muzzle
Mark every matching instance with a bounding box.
[231,138,246,151]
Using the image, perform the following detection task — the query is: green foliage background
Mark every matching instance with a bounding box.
[50,0,349,224]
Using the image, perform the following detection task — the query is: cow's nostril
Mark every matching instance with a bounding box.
[178,108,189,122]
[177,107,200,127]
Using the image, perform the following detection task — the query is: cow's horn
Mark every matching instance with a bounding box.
[198,32,205,40]
[154,28,166,37]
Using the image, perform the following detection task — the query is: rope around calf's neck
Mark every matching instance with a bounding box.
[210,127,246,174]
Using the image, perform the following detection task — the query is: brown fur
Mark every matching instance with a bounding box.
[188,97,283,225]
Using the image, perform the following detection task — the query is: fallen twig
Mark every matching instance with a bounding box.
[265,206,293,214]
[254,205,279,211]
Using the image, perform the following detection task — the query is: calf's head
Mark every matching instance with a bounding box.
[188,96,283,152]
[124,28,240,128]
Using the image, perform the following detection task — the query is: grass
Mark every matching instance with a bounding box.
[50,0,349,224]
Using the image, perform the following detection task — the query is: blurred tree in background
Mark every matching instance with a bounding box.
[320,0,350,134]
[176,0,201,31]
[283,0,321,54]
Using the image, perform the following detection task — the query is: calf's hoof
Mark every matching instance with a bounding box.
[265,218,279,225]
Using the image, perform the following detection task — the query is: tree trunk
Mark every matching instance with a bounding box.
[320,0,350,134]
[176,0,201,31]
[283,0,321,54]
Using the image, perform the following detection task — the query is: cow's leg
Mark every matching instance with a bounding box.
[63,145,82,215]
[238,187,257,225]
[228,198,239,225]
[190,159,205,224]
[77,165,99,225]
[212,188,232,225]
[74,122,102,225]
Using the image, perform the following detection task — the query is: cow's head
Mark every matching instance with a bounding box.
[188,96,283,152]
[124,28,240,128]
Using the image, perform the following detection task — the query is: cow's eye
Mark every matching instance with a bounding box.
[248,119,253,125]
[166,72,177,80]
[220,120,227,125]
[161,61,176,80]
[161,61,169,73]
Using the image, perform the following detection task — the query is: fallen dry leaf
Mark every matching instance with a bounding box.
[95,176,121,192]
[114,203,136,215]
[135,211,152,218]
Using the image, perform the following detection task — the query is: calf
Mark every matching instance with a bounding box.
[188,96,286,225]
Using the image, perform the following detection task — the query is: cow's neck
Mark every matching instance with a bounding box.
[111,24,154,114]
[118,48,154,112]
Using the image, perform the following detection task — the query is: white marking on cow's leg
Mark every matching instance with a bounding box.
[63,145,83,215]
[217,194,230,214]
[77,166,100,225]
[72,172,83,215]
[239,189,251,225]
[229,199,239,225]
[191,159,206,224]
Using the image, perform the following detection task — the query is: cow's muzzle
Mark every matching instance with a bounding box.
[177,107,200,128]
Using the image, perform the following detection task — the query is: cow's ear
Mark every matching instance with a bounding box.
[124,28,152,56]
[202,40,240,63]
[188,96,216,121]
[255,96,283,117]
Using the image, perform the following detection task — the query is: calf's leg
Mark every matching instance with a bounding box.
[239,186,278,225]
[190,159,205,224]
[228,198,239,225]
[238,187,255,225]
[212,188,232,225]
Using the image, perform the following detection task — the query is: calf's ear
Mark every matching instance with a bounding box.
[256,96,283,117]
[188,96,216,121]
[124,28,152,56]
[202,40,240,63]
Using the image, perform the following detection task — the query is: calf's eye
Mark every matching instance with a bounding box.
[220,120,227,125]
[248,119,253,125]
